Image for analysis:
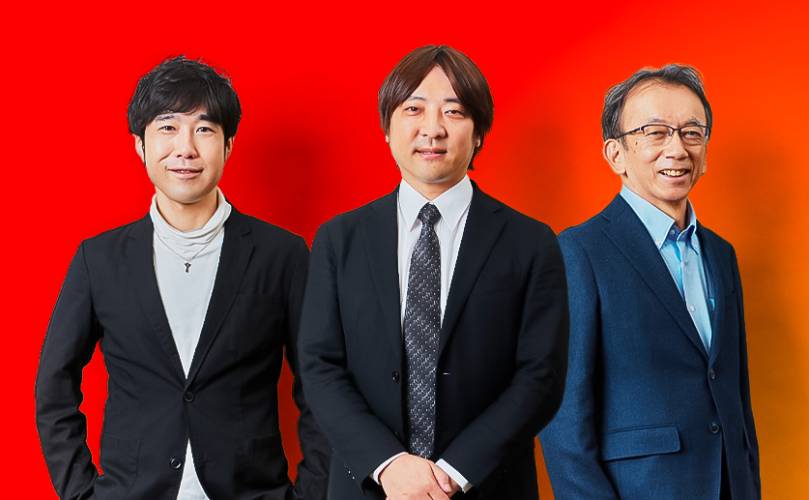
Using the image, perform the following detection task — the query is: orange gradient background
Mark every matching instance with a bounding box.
[2,1,806,498]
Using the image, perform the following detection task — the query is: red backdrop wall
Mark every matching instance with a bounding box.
[3,1,807,498]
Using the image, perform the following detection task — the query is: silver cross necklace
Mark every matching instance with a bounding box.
[154,227,223,273]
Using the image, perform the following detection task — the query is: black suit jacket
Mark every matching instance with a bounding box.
[298,183,569,499]
[36,208,330,500]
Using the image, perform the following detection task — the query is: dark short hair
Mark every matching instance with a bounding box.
[128,56,241,142]
[602,64,712,141]
[378,45,494,168]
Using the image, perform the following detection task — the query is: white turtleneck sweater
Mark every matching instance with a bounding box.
[149,189,231,500]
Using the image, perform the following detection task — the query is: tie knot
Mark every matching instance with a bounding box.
[418,203,441,226]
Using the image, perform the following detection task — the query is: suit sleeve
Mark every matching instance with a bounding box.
[285,236,332,500]
[439,224,570,487]
[731,246,761,495]
[35,242,100,500]
[538,232,620,499]
[297,223,405,493]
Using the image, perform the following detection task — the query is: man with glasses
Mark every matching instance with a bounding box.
[540,65,760,499]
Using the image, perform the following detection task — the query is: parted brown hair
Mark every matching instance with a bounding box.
[378,45,494,168]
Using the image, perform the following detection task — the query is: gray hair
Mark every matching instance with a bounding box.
[601,64,712,141]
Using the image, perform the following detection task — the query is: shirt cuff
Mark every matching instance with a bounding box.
[372,452,408,484]
[436,458,472,493]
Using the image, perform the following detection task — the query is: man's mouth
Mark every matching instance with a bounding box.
[415,148,447,160]
[659,168,690,178]
[167,166,203,178]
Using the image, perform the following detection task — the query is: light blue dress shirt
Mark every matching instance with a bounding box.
[620,186,714,350]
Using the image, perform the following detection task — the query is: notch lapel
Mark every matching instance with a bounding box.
[125,215,186,381]
[438,186,506,358]
[602,196,708,360]
[185,210,254,387]
[699,225,729,365]
[361,189,404,361]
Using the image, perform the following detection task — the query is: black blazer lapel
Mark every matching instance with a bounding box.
[438,184,506,358]
[602,196,708,360]
[699,225,732,365]
[125,215,186,381]
[361,189,404,361]
[185,209,255,387]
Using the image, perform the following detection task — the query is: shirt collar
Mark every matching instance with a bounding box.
[620,185,700,252]
[398,175,473,231]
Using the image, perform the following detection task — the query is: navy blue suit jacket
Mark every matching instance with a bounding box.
[540,195,760,500]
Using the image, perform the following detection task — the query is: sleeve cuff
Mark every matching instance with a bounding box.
[436,458,472,493]
[372,452,408,484]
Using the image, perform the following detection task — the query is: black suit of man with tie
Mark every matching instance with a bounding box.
[298,45,569,500]
[35,56,329,500]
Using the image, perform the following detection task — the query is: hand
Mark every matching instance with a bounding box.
[430,462,460,496]
[379,453,450,499]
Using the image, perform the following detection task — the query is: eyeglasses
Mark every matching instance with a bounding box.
[615,123,709,147]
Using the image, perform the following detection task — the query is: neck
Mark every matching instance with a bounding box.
[403,173,466,201]
[155,189,219,232]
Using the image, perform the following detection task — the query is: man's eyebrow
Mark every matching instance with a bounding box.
[682,118,707,126]
[154,114,175,121]
[404,95,464,105]
[644,116,706,126]
[197,113,217,123]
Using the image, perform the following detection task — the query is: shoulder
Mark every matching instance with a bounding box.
[80,216,148,255]
[229,210,309,263]
[234,210,305,247]
[477,189,557,245]
[698,223,736,258]
[314,190,397,242]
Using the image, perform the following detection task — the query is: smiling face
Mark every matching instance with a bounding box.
[386,66,478,199]
[135,107,232,210]
[605,81,708,219]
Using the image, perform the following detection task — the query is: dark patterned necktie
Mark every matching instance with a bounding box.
[403,202,442,458]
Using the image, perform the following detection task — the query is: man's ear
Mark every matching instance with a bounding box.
[604,138,626,176]
[225,136,235,161]
[134,134,145,164]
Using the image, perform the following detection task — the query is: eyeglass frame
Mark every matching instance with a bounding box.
[614,123,710,146]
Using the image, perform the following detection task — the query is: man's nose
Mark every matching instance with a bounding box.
[174,129,199,158]
[663,130,689,160]
[420,110,447,139]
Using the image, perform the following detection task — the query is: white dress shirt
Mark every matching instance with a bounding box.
[150,189,231,500]
[372,175,474,493]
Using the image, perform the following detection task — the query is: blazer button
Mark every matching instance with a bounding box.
[169,457,183,469]
[710,422,721,434]
[184,391,195,402]
[708,369,716,380]
[392,371,400,383]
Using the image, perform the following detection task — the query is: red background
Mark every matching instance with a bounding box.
[3,1,807,498]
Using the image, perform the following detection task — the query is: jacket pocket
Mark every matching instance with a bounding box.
[97,433,140,491]
[601,425,680,461]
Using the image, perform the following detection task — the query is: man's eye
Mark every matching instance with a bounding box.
[158,125,175,132]
[197,126,214,133]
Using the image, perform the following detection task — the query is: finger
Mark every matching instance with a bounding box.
[427,483,451,500]
[430,464,452,493]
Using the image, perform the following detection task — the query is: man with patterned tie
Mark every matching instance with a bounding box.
[540,65,760,499]
[298,45,569,500]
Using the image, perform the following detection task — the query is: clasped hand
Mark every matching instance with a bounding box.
[379,453,460,499]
